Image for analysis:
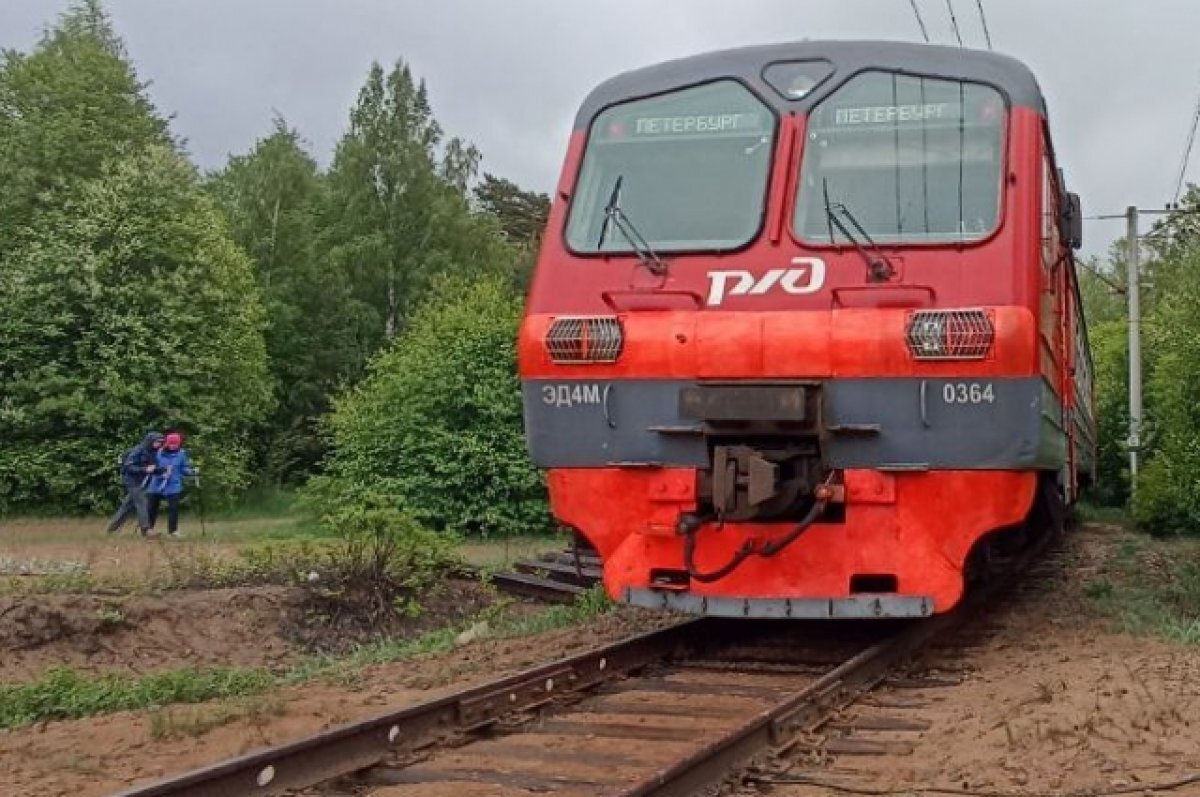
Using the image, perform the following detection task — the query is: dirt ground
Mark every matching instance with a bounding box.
[0,587,296,681]
[0,575,507,683]
[0,609,675,797]
[763,523,1200,797]
[3,524,1199,797]
[0,517,565,687]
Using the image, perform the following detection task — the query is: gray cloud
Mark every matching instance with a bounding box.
[2,0,1194,256]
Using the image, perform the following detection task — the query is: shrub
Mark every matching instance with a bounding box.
[308,275,550,537]
[1131,456,1199,535]
[1087,320,1130,507]
[286,500,465,650]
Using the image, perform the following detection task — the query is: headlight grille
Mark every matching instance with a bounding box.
[905,309,994,360]
[545,316,624,363]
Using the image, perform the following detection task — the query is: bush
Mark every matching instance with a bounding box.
[289,501,464,650]
[1131,264,1200,535]
[1087,320,1131,507]
[1131,456,1200,536]
[308,275,550,537]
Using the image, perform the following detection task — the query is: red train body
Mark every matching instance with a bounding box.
[519,41,1095,618]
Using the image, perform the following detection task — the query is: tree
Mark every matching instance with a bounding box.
[473,173,550,245]
[1087,319,1130,507]
[0,2,271,512]
[308,275,550,538]
[208,120,359,481]
[0,145,272,512]
[322,60,517,362]
[1080,187,1200,532]
[0,0,171,249]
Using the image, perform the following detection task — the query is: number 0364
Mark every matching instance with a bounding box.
[942,382,996,405]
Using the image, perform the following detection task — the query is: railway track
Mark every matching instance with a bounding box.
[490,545,604,602]
[112,532,1054,797]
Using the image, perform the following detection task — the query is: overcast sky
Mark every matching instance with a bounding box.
[1,0,1195,256]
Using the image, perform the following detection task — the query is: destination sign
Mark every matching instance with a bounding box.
[832,102,959,126]
[617,112,766,138]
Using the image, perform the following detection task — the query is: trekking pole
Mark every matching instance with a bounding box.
[195,471,207,537]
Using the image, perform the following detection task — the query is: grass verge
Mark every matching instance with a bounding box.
[0,586,613,731]
[1084,533,1200,645]
[0,539,346,596]
[1075,502,1131,525]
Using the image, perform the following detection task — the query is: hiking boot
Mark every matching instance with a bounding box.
[168,530,183,539]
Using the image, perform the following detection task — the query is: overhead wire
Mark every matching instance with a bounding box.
[974,0,993,49]
[906,0,931,42]
[944,0,963,46]
[1171,77,1200,205]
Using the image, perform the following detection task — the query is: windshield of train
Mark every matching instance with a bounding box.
[565,81,775,253]
[795,72,1006,244]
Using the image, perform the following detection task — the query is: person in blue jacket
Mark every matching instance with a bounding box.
[106,431,163,536]
[148,432,196,537]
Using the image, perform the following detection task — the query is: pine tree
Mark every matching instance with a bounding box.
[473,173,551,245]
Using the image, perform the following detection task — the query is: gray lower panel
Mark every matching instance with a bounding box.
[624,588,934,619]
[522,379,708,468]
[523,377,1066,470]
[823,377,1062,470]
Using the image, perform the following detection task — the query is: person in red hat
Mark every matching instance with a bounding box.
[147,432,196,537]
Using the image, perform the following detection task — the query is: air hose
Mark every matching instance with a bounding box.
[682,497,827,583]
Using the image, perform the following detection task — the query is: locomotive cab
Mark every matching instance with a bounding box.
[519,41,1094,618]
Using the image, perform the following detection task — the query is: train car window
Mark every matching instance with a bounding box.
[794,72,1006,245]
[565,81,775,254]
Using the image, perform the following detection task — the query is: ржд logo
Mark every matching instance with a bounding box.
[705,257,827,306]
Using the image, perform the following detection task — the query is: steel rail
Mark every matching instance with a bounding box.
[614,525,1056,797]
[110,619,706,797]
[111,518,1056,797]
[616,611,950,797]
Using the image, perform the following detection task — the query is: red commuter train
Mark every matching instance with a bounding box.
[519,41,1095,618]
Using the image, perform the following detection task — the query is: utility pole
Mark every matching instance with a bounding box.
[1126,206,1142,486]
[1090,205,1195,492]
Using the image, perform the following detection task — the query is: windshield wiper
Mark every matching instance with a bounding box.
[822,178,896,283]
[595,175,667,276]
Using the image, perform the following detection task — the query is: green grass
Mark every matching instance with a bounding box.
[0,667,275,729]
[178,486,322,541]
[199,485,299,521]
[1084,534,1200,645]
[0,586,613,731]
[1075,501,1131,525]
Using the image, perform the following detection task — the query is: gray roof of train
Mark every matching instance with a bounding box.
[573,40,1045,128]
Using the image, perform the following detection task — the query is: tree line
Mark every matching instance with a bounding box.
[8,2,1200,537]
[1081,188,1200,535]
[0,1,550,531]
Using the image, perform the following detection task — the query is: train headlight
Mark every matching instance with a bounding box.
[905,309,993,360]
[545,316,624,364]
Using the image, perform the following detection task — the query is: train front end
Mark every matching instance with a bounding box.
[519,42,1085,618]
